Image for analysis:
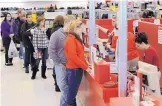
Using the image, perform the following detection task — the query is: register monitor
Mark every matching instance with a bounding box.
[96,39,107,59]
[138,61,161,97]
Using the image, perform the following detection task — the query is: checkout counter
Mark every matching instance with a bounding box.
[77,31,162,106]
[78,49,162,106]
[78,61,118,106]
[78,32,118,106]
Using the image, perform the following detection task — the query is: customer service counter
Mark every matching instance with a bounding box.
[78,70,118,106]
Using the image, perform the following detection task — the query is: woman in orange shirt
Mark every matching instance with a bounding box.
[97,25,139,72]
[64,20,88,106]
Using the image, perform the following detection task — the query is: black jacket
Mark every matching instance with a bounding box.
[15,17,24,42]
[46,28,52,40]
[21,22,36,52]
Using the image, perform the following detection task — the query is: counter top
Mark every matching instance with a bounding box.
[110,96,162,106]
[110,97,133,106]
[78,71,118,106]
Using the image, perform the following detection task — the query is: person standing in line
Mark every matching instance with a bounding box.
[50,19,64,92]
[45,22,61,91]
[50,10,76,92]
[30,16,48,80]
[1,13,18,66]
[64,20,88,106]
[48,15,76,106]
[21,13,38,73]
[15,9,26,60]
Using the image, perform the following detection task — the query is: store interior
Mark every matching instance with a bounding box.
[0,0,162,106]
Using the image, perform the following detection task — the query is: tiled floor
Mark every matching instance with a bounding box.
[0,53,62,106]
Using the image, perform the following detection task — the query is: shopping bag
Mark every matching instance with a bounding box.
[47,57,53,69]
[8,40,19,58]
[33,50,42,59]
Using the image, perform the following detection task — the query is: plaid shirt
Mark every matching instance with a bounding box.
[32,27,49,49]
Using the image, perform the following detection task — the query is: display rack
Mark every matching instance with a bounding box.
[1,7,117,19]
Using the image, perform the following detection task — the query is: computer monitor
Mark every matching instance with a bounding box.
[138,61,161,97]
[96,41,106,59]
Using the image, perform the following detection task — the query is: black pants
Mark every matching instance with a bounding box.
[24,46,35,69]
[2,37,13,63]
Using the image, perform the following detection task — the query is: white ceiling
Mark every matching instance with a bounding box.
[0,0,88,2]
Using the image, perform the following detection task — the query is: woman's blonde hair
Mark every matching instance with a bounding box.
[69,20,83,44]
[69,20,82,33]
[64,15,76,25]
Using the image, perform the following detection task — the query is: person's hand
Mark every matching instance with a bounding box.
[85,62,92,73]
[34,49,38,53]
[30,29,34,35]
[86,59,90,65]
[9,34,14,39]
[62,64,66,70]
[105,43,111,49]
[33,49,38,58]
[87,68,91,73]
[96,25,100,29]
[34,49,38,55]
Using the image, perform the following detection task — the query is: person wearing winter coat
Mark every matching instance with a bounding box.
[48,15,76,106]
[1,13,17,66]
[15,9,26,60]
[21,13,37,73]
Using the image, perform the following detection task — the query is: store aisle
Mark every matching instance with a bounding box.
[0,53,61,106]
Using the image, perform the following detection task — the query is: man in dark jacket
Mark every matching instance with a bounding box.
[21,13,37,73]
[15,9,25,60]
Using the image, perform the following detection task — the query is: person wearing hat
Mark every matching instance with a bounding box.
[48,15,75,106]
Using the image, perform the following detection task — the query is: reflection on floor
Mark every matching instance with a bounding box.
[1,53,83,106]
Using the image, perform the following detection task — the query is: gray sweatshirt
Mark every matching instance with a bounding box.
[48,28,67,65]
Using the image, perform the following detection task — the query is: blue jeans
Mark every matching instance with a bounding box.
[19,42,25,59]
[66,68,83,105]
[55,64,68,106]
